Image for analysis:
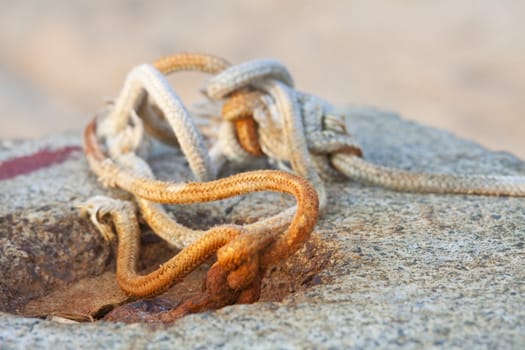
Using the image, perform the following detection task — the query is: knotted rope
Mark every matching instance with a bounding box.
[83,52,525,322]
[140,54,525,198]
[203,56,525,197]
[82,53,319,321]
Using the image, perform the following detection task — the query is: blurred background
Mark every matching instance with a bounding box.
[1,0,524,159]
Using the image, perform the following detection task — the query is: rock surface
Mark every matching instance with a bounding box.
[0,108,524,348]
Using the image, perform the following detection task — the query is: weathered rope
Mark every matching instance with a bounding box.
[83,116,318,299]
[114,53,524,255]
[126,53,524,258]
[198,57,525,197]
[82,54,320,319]
[134,54,525,197]
[82,52,525,322]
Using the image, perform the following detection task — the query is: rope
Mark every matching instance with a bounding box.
[82,55,319,316]
[83,118,318,297]
[199,57,525,197]
[82,52,525,321]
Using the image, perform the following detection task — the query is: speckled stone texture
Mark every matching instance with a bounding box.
[0,108,524,349]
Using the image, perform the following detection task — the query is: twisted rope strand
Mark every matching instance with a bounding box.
[153,52,230,75]
[221,90,264,156]
[255,80,327,209]
[137,53,230,147]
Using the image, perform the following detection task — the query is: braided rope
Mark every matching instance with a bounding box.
[102,53,524,260]
[200,58,525,197]
[82,55,320,306]
[84,116,318,298]
[82,52,525,321]
[99,63,215,181]
[332,154,525,195]
[206,58,294,99]
[127,54,524,257]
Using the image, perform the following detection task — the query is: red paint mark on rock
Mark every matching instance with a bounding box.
[0,146,82,180]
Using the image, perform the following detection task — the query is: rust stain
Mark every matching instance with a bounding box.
[87,234,338,323]
[260,233,339,302]
[0,146,81,180]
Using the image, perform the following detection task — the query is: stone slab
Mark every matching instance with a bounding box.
[0,108,524,349]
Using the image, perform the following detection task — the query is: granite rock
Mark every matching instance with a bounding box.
[0,108,524,349]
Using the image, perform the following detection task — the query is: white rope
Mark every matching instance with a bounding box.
[99,63,216,182]
[206,59,294,99]
[201,58,525,197]
[254,80,327,210]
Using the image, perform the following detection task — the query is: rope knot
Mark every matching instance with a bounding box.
[202,59,363,182]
